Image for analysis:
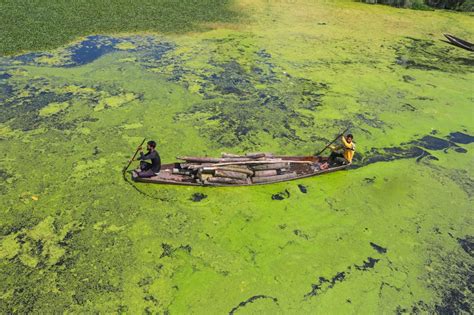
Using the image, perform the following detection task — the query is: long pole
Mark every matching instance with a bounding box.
[314,127,349,156]
[123,138,146,172]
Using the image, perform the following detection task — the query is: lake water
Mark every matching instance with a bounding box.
[0,0,473,313]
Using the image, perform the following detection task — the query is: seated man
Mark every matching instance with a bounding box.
[133,140,161,178]
[329,133,355,165]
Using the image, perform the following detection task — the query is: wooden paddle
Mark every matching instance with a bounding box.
[314,127,349,156]
[123,138,146,173]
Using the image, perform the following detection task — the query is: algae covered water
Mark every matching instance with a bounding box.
[0,0,473,313]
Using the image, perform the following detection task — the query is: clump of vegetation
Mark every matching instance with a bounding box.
[360,0,473,11]
[458,0,474,10]
[0,0,240,55]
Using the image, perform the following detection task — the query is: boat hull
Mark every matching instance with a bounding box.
[443,34,474,52]
[131,156,349,186]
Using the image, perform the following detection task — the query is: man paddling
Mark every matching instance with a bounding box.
[131,140,161,178]
[329,134,355,165]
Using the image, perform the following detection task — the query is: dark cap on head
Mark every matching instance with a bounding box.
[346,134,353,139]
[147,140,157,148]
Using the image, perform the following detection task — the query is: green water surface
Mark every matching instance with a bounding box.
[0,0,473,313]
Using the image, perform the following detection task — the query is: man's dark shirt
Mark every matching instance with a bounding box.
[138,150,161,172]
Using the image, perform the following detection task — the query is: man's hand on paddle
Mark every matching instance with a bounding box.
[137,146,143,151]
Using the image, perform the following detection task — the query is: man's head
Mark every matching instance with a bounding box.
[147,140,157,150]
[346,134,353,143]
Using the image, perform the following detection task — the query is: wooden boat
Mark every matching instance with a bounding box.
[131,154,349,186]
[443,34,474,52]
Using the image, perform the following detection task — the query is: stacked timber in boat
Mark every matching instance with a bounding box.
[174,152,307,185]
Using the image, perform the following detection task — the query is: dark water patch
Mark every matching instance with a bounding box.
[191,192,207,202]
[252,66,263,75]
[364,176,376,184]
[209,61,254,96]
[358,132,470,167]
[256,49,272,59]
[0,82,13,103]
[272,189,290,200]
[305,277,330,297]
[412,134,467,153]
[358,146,430,166]
[395,56,439,71]
[143,42,174,61]
[370,242,387,254]
[457,236,473,257]
[278,224,287,230]
[138,276,154,288]
[454,147,467,153]
[393,37,473,73]
[13,52,47,64]
[11,35,174,68]
[0,72,11,80]
[305,272,346,298]
[449,132,474,145]
[355,113,385,129]
[160,243,192,259]
[67,35,120,66]
[401,103,416,111]
[92,146,100,156]
[136,40,175,67]
[0,169,11,181]
[415,135,452,150]
[293,229,309,240]
[229,295,278,314]
[355,257,379,271]
[304,255,385,298]
[403,301,430,314]
[415,96,434,101]
[298,184,307,193]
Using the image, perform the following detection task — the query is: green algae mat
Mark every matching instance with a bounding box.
[1,0,473,313]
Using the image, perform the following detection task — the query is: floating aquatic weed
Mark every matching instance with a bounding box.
[0,1,472,311]
[174,56,328,149]
[393,37,474,73]
[8,35,175,68]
